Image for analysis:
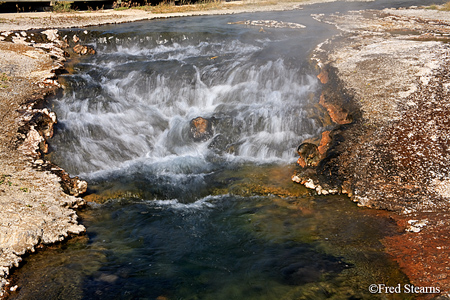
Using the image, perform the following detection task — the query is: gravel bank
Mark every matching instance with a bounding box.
[0,0,339,32]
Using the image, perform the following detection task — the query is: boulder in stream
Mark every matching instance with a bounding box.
[189,117,213,142]
[73,44,95,55]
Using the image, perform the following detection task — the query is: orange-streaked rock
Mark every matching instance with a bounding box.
[317,130,332,155]
[317,68,329,84]
[319,94,352,125]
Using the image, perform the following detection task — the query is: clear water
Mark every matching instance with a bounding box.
[10,190,410,300]
[11,1,444,299]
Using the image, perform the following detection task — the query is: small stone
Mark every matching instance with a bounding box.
[73,44,95,55]
[291,174,301,183]
[304,179,316,190]
[41,29,59,42]
[406,226,421,233]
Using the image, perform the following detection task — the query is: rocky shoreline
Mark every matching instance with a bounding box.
[293,7,450,297]
[0,31,88,297]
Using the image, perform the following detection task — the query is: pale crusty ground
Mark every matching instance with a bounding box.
[309,7,450,296]
[312,8,450,211]
[0,41,85,297]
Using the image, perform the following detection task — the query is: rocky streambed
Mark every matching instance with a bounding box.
[293,6,450,297]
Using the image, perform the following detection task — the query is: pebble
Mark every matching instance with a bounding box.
[406,219,428,232]
[33,159,44,165]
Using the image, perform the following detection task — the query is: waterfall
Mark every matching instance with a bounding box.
[51,28,323,179]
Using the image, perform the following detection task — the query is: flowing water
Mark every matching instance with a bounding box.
[10,1,443,299]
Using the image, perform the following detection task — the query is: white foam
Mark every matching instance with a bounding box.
[53,37,322,176]
[147,194,224,210]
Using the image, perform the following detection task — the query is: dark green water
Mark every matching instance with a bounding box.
[9,164,411,300]
[11,181,409,299]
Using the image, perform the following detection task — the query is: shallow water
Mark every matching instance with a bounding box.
[9,1,443,299]
[11,181,410,300]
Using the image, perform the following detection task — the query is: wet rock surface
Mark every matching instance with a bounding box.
[189,117,213,142]
[294,6,450,297]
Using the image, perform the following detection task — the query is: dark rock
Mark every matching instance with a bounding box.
[297,143,320,167]
[31,108,57,139]
[189,117,213,142]
[319,93,352,125]
[208,134,238,154]
[317,68,329,84]
[47,163,88,197]
[206,114,243,154]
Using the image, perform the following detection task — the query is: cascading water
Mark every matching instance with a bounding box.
[10,7,416,300]
[51,27,321,179]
